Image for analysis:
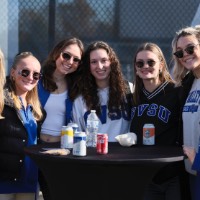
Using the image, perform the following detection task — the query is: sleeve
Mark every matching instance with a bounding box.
[72,96,87,132]
[192,145,200,171]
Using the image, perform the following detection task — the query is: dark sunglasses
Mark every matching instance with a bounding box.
[135,59,156,68]
[174,44,199,58]
[16,52,33,57]
[61,52,81,64]
[18,69,42,80]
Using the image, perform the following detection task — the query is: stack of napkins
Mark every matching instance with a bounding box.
[115,132,137,147]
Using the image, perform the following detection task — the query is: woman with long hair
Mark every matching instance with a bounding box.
[37,37,84,199]
[172,26,200,200]
[72,41,133,142]
[0,52,43,200]
[130,42,187,200]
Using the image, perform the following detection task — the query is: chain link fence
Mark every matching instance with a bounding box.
[1,0,200,81]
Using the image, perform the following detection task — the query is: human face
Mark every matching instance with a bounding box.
[135,50,161,82]
[90,49,111,87]
[55,44,82,75]
[176,35,200,71]
[11,56,41,96]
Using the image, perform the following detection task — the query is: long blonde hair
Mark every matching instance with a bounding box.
[172,27,200,86]
[0,49,5,119]
[9,52,43,121]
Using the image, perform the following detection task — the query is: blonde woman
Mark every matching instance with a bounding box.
[0,52,43,200]
[0,49,5,118]
[172,26,200,200]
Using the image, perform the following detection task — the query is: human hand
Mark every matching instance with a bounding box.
[183,146,196,164]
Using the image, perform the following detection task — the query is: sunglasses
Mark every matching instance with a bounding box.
[16,52,33,57]
[135,59,156,68]
[173,44,199,58]
[61,52,81,64]
[18,69,42,80]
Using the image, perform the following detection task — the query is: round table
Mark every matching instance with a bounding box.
[24,143,184,200]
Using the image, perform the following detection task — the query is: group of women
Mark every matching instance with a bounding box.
[0,25,199,200]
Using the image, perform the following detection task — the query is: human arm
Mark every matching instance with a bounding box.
[183,145,200,171]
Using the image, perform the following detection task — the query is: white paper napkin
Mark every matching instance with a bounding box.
[115,132,137,147]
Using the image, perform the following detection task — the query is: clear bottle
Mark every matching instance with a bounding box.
[86,110,99,147]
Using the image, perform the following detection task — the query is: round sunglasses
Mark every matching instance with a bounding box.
[61,52,81,64]
[135,59,156,68]
[18,69,42,80]
[173,43,199,58]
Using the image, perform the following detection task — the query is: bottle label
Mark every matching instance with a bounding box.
[87,121,99,132]
[86,111,99,147]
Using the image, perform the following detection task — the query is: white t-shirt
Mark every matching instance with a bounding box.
[183,78,200,175]
[41,91,67,136]
[72,83,133,142]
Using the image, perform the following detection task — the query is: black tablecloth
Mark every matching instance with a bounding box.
[25,142,184,163]
[25,143,184,200]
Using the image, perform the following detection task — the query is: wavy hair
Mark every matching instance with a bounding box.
[133,42,174,104]
[80,41,129,115]
[172,27,200,86]
[0,49,5,119]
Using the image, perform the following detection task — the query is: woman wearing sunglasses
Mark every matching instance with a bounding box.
[37,37,84,199]
[172,26,200,200]
[0,49,5,119]
[0,52,43,200]
[72,41,133,142]
[130,42,190,200]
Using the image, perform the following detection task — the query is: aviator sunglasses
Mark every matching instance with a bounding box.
[61,52,81,64]
[18,69,42,80]
[173,44,199,58]
[135,59,156,68]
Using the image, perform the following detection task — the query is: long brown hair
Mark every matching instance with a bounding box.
[80,41,130,115]
[41,37,84,99]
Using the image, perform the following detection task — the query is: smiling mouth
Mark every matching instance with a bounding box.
[96,70,106,73]
[142,70,151,73]
[185,58,193,63]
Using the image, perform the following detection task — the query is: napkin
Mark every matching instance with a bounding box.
[115,132,137,147]
[41,148,70,156]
